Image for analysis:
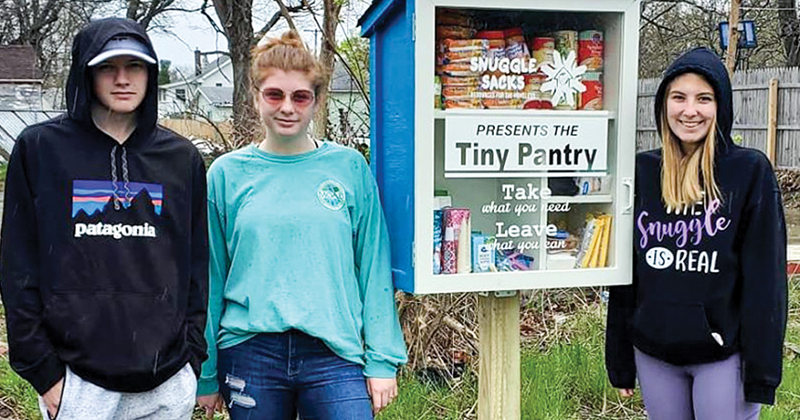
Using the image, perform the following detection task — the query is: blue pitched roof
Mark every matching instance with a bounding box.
[358,0,405,37]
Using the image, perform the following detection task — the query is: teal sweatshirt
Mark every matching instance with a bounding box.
[198,143,407,396]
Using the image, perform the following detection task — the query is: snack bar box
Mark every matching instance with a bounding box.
[359,0,640,294]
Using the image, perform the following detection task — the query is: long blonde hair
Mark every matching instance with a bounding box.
[659,80,721,211]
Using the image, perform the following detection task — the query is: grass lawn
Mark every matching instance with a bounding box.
[0,278,798,419]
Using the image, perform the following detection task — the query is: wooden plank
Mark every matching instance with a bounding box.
[478,293,520,420]
[767,78,779,164]
[725,0,741,76]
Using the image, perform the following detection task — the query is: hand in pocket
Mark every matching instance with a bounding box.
[42,378,64,419]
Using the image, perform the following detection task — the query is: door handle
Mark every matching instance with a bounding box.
[622,177,634,215]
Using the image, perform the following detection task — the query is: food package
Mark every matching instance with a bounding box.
[553,30,578,59]
[441,208,471,274]
[532,37,555,71]
[472,234,496,273]
[440,62,480,77]
[437,25,475,40]
[434,76,442,109]
[441,39,488,51]
[441,76,481,86]
[504,28,530,60]
[444,98,482,109]
[433,209,443,274]
[579,72,603,110]
[442,85,478,99]
[578,30,603,71]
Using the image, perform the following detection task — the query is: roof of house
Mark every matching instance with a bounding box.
[330,59,366,93]
[198,56,230,80]
[160,55,231,89]
[0,110,64,158]
[198,86,233,107]
[0,45,43,81]
[159,56,361,100]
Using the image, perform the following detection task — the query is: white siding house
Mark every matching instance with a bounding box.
[158,57,233,122]
[158,54,367,136]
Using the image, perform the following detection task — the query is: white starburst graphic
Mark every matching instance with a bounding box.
[540,50,587,108]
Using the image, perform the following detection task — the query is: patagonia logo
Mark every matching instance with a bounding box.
[317,179,346,211]
[72,180,163,240]
[74,222,157,239]
[72,180,163,218]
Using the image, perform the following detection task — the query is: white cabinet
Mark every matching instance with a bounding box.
[360,0,640,294]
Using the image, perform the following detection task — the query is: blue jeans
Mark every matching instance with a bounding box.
[218,330,374,420]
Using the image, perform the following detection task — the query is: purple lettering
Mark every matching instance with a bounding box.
[689,218,704,245]
[638,211,650,248]
[637,199,732,249]
[675,220,688,248]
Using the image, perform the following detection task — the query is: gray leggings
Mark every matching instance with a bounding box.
[634,348,760,420]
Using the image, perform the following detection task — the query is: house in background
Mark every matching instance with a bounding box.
[0,45,62,160]
[0,45,44,110]
[328,59,369,142]
[159,51,367,136]
[158,52,233,122]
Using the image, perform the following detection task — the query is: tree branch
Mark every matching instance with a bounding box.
[272,0,299,33]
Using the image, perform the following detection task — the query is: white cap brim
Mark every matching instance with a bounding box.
[88,49,157,67]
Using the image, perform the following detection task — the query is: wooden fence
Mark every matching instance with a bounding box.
[637,67,800,168]
[159,118,232,145]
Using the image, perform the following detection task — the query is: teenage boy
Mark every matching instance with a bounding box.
[0,17,208,420]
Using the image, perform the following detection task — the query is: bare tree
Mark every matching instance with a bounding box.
[200,0,334,147]
[127,0,178,29]
[201,0,262,147]
[307,0,342,140]
[638,0,788,77]
[125,0,206,30]
[778,0,800,65]
[4,0,65,75]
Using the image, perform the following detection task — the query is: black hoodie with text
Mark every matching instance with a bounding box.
[605,48,787,404]
[0,18,209,394]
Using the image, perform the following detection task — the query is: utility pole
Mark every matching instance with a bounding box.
[304,28,321,54]
[725,0,741,77]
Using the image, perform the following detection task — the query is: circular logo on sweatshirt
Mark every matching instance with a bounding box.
[645,247,674,269]
[317,180,346,211]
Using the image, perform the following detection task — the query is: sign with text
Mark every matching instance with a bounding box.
[444,115,608,178]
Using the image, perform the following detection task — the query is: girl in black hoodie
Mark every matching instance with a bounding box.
[605,47,787,419]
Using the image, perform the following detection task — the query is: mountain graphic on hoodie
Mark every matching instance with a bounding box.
[72,179,163,218]
[73,188,160,223]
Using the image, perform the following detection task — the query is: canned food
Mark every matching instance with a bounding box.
[553,30,578,60]
[531,37,555,70]
[580,72,603,110]
[578,30,603,70]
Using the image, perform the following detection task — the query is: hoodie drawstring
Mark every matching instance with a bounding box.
[110,145,132,210]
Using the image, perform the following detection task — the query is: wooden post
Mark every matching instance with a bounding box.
[478,292,521,420]
[725,0,741,77]
[767,78,778,165]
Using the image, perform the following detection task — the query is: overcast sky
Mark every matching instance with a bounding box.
[146,1,369,72]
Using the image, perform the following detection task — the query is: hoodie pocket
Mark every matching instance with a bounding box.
[44,292,181,377]
[631,299,724,363]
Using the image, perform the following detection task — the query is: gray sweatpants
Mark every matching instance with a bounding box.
[38,363,196,420]
[634,348,760,420]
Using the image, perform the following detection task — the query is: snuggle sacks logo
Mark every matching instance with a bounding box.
[72,180,163,239]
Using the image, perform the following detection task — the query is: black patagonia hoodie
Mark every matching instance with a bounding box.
[605,47,787,404]
[0,18,209,394]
